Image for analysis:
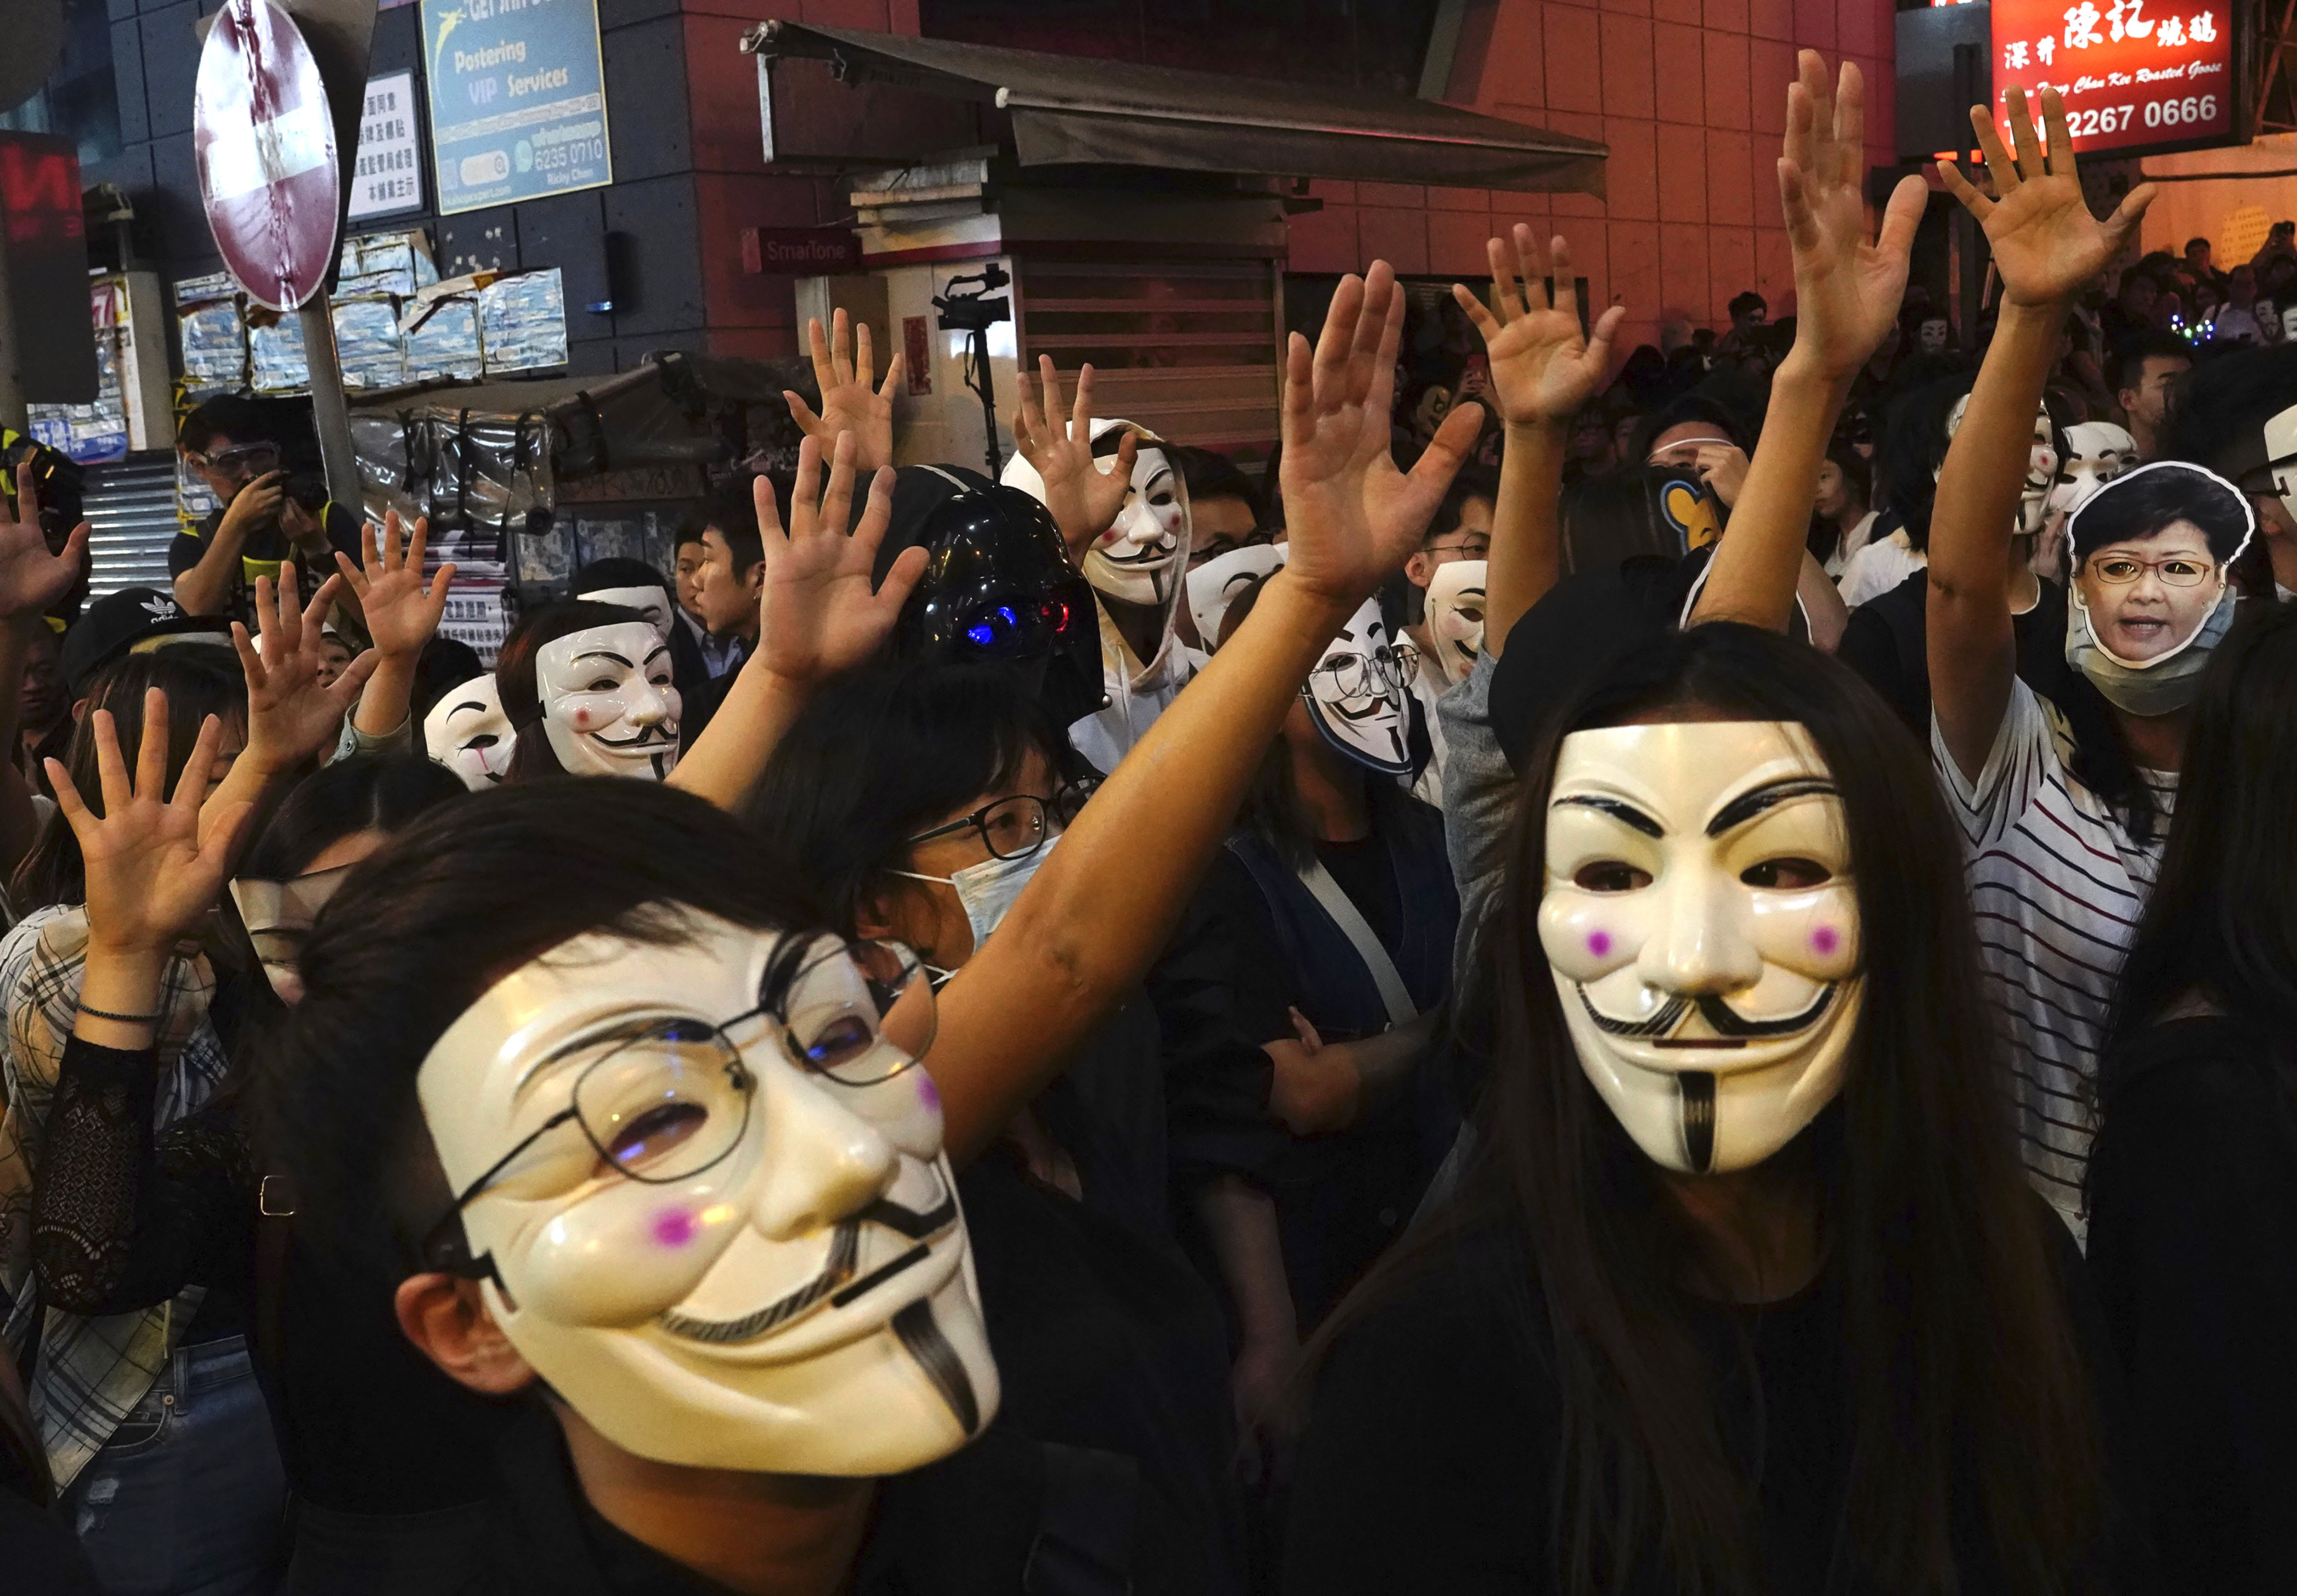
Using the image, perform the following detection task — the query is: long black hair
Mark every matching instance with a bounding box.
[247,780,825,1297]
[238,754,467,881]
[12,646,248,911]
[745,661,1089,938]
[1315,623,2104,1595]
[2105,601,2297,1064]
[492,598,650,782]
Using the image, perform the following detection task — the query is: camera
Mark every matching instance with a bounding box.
[933,264,1012,334]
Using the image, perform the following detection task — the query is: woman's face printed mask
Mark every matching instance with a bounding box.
[1423,559,1487,685]
[1302,597,1416,776]
[535,622,682,780]
[423,673,514,791]
[581,585,676,640]
[2049,421,2137,519]
[416,911,997,1474]
[1540,721,1863,1174]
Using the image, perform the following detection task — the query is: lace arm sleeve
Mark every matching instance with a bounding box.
[29,1038,253,1314]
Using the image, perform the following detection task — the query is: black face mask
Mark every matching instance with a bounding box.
[889,471,1108,731]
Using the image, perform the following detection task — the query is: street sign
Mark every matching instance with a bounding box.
[349,69,425,219]
[194,0,343,312]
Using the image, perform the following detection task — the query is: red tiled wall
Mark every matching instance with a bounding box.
[1288,0,1899,353]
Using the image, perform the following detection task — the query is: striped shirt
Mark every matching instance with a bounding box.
[1932,682,2174,1245]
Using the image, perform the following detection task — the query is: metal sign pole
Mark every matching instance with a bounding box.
[297,293,361,513]
[0,235,24,432]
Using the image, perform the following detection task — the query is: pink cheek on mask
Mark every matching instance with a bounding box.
[571,708,592,730]
[1586,930,1612,957]
[1810,925,1840,956]
[651,1208,698,1249]
[916,1073,941,1111]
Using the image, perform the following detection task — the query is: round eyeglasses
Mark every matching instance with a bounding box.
[1307,641,1419,701]
[419,936,931,1276]
[2088,553,2215,587]
[903,781,1100,862]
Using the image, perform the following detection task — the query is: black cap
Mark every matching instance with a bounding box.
[60,589,235,700]
[890,469,1107,732]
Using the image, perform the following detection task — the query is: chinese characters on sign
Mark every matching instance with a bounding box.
[1990,0,2235,155]
[348,70,424,220]
[420,0,611,216]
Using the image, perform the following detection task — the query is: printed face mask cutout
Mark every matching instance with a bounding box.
[417,912,996,1473]
[229,864,357,1004]
[1302,597,1415,776]
[2050,421,2137,519]
[535,622,683,780]
[1660,477,1723,554]
[2065,461,2256,711]
[423,674,515,791]
[1185,543,1288,651]
[1539,721,1863,1174]
[1424,559,1487,685]
[2265,401,2297,528]
[1945,394,2059,533]
[582,585,675,640]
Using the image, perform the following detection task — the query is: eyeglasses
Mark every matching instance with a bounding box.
[1188,528,1276,567]
[191,443,281,478]
[1307,641,1419,700]
[2088,553,2217,587]
[1422,536,1490,560]
[419,936,929,1277]
[904,781,1100,861]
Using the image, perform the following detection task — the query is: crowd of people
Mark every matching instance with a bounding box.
[0,49,2289,1596]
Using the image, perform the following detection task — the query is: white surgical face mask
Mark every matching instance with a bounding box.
[417,912,996,1473]
[1539,721,1863,1174]
[581,584,676,640]
[535,622,682,780]
[2049,421,2137,519]
[898,832,1058,953]
[1185,543,1287,651]
[1302,597,1415,775]
[423,674,515,791]
[229,863,357,1004]
[1424,559,1487,685]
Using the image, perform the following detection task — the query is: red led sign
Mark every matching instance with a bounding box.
[1987,0,2236,155]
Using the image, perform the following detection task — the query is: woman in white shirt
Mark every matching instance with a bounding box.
[1812,442,1878,579]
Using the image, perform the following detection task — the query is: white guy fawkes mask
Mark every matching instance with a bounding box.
[230,863,357,1004]
[1946,393,2058,534]
[416,912,997,1473]
[1539,721,1863,1174]
[1918,317,1951,354]
[1002,419,1191,608]
[424,674,515,791]
[2050,421,2138,519]
[1185,542,1287,651]
[535,622,682,780]
[580,584,675,640]
[2265,401,2297,527]
[1424,559,1487,685]
[1302,597,1416,777]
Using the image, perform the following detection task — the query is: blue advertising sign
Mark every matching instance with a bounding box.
[420,0,611,216]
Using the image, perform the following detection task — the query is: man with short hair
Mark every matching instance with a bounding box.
[678,477,769,747]
[171,396,363,623]
[2112,332,2194,460]
[1727,290,1766,334]
[671,527,735,677]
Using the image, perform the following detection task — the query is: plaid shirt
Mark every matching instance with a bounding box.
[0,905,228,1488]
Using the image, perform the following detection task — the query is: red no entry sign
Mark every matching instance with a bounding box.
[194,0,341,311]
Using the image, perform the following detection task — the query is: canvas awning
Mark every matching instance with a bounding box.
[740,22,1606,197]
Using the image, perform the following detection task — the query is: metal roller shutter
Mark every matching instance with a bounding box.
[81,453,186,600]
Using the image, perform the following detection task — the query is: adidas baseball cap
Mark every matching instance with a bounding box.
[60,588,236,700]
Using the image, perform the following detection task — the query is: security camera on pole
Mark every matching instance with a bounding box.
[192,0,378,515]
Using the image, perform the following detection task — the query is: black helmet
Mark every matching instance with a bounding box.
[884,466,1107,730]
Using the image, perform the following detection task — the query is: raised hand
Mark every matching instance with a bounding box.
[49,690,255,956]
[335,511,454,661]
[753,432,927,693]
[1279,262,1485,607]
[1779,53,1927,379]
[0,464,87,621]
[1013,355,1137,557]
[1452,228,1625,427]
[783,311,902,474]
[232,562,378,774]
[1938,85,2154,309]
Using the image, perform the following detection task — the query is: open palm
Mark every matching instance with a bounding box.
[0,464,87,620]
[1780,53,1927,377]
[783,311,900,474]
[1013,355,1135,559]
[755,433,927,690]
[232,563,377,770]
[1453,228,1624,426]
[1939,85,2153,308]
[335,510,454,660]
[1280,262,1484,606]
